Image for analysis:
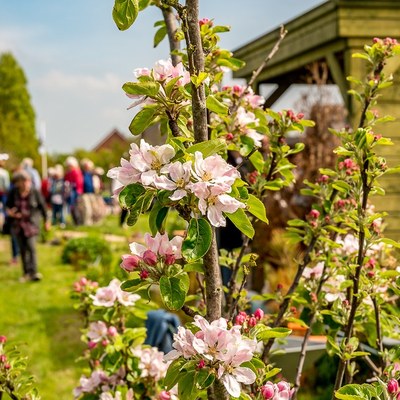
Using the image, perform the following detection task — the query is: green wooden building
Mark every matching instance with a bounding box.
[233,0,400,238]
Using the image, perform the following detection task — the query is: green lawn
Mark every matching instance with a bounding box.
[0,236,91,399]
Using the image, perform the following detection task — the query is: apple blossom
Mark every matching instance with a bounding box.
[194,185,245,227]
[87,321,108,343]
[131,346,169,382]
[120,254,140,272]
[155,161,192,200]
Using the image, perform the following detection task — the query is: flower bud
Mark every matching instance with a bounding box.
[101,339,109,347]
[254,308,264,321]
[4,363,10,370]
[248,316,257,327]
[142,250,158,266]
[158,391,171,400]
[140,270,149,280]
[197,359,206,369]
[88,341,97,350]
[164,254,176,266]
[79,277,88,286]
[226,133,234,140]
[309,209,320,219]
[261,382,275,399]
[0,336,7,344]
[199,18,212,27]
[235,313,246,326]
[120,254,140,272]
[0,354,7,363]
[108,326,118,337]
[387,378,399,394]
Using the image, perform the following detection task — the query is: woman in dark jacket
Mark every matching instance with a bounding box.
[6,171,50,282]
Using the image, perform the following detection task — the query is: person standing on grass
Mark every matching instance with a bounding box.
[64,156,83,225]
[5,171,50,282]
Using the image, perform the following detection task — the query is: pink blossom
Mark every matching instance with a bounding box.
[100,392,122,400]
[87,321,108,343]
[153,59,174,81]
[171,62,191,86]
[165,326,197,360]
[191,151,240,191]
[90,285,118,307]
[73,370,108,397]
[131,346,169,381]
[156,161,192,200]
[107,158,141,190]
[0,336,7,344]
[235,313,247,326]
[158,391,171,400]
[129,140,175,185]
[302,262,324,280]
[117,289,140,307]
[193,185,245,227]
[129,232,183,261]
[134,67,151,78]
[108,326,118,337]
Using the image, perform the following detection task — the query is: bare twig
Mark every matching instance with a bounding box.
[160,5,181,66]
[181,305,199,318]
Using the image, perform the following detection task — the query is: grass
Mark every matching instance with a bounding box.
[0,236,91,399]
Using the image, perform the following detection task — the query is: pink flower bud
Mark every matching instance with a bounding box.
[235,313,246,326]
[254,308,264,321]
[4,363,10,370]
[120,254,140,272]
[73,282,82,292]
[226,133,234,140]
[0,354,7,363]
[387,378,399,394]
[140,270,149,280]
[142,250,158,266]
[88,341,97,350]
[309,209,320,219]
[199,18,212,27]
[158,391,171,400]
[319,174,329,183]
[248,316,257,327]
[197,359,206,369]
[277,381,291,392]
[0,336,6,344]
[164,254,176,266]
[79,277,88,286]
[367,270,375,278]
[101,339,109,347]
[261,382,275,399]
[297,112,304,119]
[108,326,118,337]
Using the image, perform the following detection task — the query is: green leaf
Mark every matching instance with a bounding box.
[195,368,215,390]
[335,384,369,400]
[183,262,205,273]
[138,0,150,10]
[164,358,187,390]
[149,201,169,235]
[256,327,291,341]
[182,218,212,261]
[159,276,188,310]
[129,107,157,135]
[119,183,145,209]
[123,81,160,97]
[206,94,229,115]
[112,0,139,31]
[225,208,255,239]
[249,151,264,172]
[127,190,155,226]
[186,139,227,157]
[379,237,400,248]
[178,370,197,400]
[246,194,268,223]
[154,25,167,48]
[121,278,144,291]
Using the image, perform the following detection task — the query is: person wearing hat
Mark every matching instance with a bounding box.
[6,171,50,282]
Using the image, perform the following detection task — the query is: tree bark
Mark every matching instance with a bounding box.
[161,6,181,66]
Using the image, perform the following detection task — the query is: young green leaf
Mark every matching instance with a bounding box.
[182,218,213,261]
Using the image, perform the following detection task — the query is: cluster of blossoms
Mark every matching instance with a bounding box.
[260,381,292,400]
[121,232,183,279]
[234,308,265,331]
[0,335,10,370]
[221,85,265,109]
[108,139,245,227]
[87,321,118,348]
[90,279,140,308]
[338,158,358,176]
[73,276,99,293]
[127,58,190,109]
[74,368,126,398]
[165,315,258,397]
[130,346,170,384]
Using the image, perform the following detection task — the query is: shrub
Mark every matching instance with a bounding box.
[61,236,112,270]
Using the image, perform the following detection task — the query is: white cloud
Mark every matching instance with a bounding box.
[35,70,122,93]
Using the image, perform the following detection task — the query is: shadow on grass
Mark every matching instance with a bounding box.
[38,306,85,370]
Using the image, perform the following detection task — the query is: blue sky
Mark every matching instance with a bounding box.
[0,0,325,153]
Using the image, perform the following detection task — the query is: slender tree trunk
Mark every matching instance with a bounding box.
[161,6,181,66]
